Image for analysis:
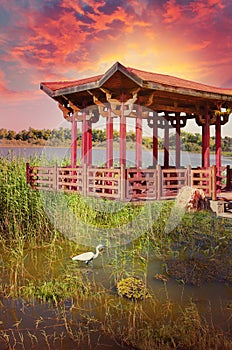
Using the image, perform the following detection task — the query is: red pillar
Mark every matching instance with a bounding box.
[120,95,126,166]
[176,114,181,168]
[136,105,142,168]
[153,114,158,167]
[106,107,113,167]
[202,114,210,168]
[71,114,77,168]
[82,110,87,166]
[164,117,169,168]
[216,114,221,190]
[87,120,92,166]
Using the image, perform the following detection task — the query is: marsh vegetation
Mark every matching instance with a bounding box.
[0,156,232,349]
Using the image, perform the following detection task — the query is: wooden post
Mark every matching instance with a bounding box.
[83,163,87,197]
[164,118,169,168]
[176,114,181,168]
[120,94,126,166]
[120,163,126,201]
[87,120,92,166]
[157,164,162,200]
[106,107,113,167]
[202,113,210,168]
[82,110,87,166]
[211,165,217,200]
[153,114,158,167]
[136,105,142,168]
[53,163,58,191]
[215,114,221,190]
[71,114,77,168]
[187,164,191,187]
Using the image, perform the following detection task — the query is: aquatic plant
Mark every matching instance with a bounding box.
[117,277,151,300]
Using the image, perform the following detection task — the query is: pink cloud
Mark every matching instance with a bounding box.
[189,0,226,20]
[0,71,33,102]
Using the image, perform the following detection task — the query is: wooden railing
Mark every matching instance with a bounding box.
[57,167,83,192]
[160,166,188,199]
[191,166,216,200]
[87,167,121,200]
[26,163,219,201]
[126,168,158,200]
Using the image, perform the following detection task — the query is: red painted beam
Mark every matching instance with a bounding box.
[216,114,221,190]
[136,105,142,168]
[87,120,92,166]
[164,118,169,168]
[120,95,126,166]
[106,107,113,167]
[152,114,158,167]
[71,114,77,168]
[202,114,210,168]
[176,114,181,168]
[82,110,87,166]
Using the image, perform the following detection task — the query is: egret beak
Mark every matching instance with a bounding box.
[99,246,105,255]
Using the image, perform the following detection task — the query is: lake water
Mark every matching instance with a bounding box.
[1,146,232,167]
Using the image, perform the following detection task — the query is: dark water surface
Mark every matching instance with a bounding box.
[1,243,232,349]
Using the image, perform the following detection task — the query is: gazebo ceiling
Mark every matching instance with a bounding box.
[40,61,232,120]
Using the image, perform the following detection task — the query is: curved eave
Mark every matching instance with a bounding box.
[142,81,232,103]
[40,80,101,98]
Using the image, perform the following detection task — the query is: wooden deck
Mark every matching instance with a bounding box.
[26,163,222,202]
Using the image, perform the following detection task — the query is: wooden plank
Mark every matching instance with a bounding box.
[163,185,184,189]
[90,184,119,190]
[36,180,54,184]
[162,176,186,181]
[88,176,119,182]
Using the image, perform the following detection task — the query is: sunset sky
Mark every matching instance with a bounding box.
[0,0,232,136]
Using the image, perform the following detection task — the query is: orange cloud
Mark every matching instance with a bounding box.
[162,0,183,23]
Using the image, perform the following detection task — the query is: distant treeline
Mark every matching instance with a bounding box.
[0,127,231,153]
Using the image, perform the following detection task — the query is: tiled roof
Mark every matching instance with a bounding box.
[127,67,232,95]
[41,62,232,96]
[41,74,103,91]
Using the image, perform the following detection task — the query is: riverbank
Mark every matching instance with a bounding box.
[1,139,231,158]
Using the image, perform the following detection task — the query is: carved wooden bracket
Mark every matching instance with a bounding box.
[58,103,73,122]
[170,116,187,128]
[73,106,100,123]
[196,110,230,126]
[147,113,173,129]
[105,91,138,117]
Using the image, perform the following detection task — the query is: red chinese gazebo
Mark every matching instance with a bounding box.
[27,62,232,204]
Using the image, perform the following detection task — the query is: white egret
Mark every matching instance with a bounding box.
[71,244,104,265]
